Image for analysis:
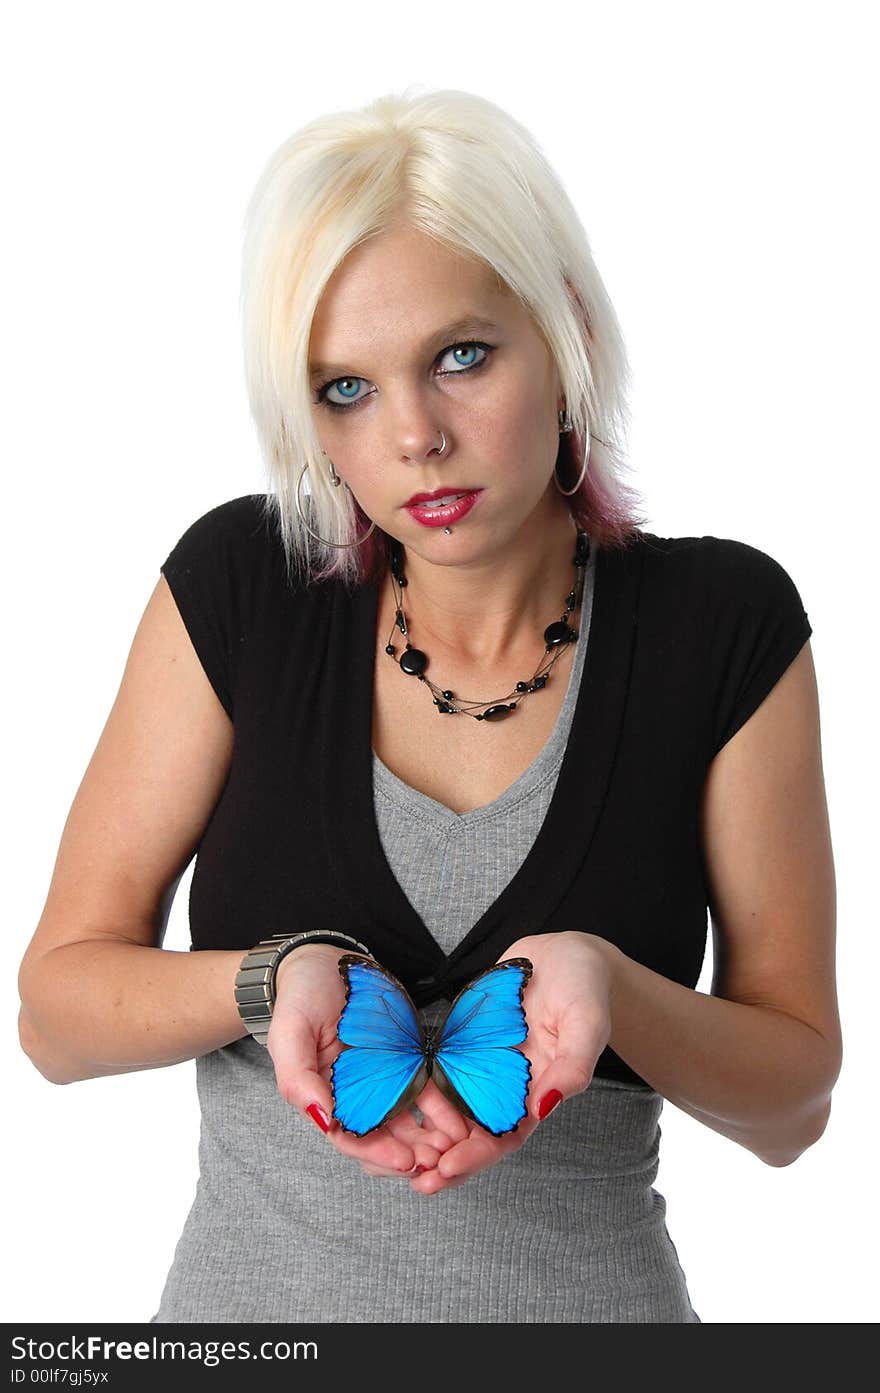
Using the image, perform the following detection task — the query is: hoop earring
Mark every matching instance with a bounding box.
[554,422,591,496]
[295,461,376,548]
[436,430,447,455]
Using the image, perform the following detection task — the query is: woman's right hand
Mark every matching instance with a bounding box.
[266,945,462,1181]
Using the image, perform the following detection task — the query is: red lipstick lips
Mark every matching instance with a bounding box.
[403,489,483,529]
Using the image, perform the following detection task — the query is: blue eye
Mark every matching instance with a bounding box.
[314,340,493,414]
[322,376,365,409]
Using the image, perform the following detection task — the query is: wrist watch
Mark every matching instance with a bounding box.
[234,930,373,1046]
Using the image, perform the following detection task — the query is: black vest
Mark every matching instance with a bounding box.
[161,495,812,1087]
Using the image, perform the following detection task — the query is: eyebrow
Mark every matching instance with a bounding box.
[308,315,504,381]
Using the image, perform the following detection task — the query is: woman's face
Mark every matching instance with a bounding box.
[307,224,567,567]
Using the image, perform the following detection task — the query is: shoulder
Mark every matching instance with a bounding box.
[160,494,360,635]
[163,493,276,556]
[630,532,813,759]
[634,530,809,617]
[160,493,295,593]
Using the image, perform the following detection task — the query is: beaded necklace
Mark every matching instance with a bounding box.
[383,531,591,721]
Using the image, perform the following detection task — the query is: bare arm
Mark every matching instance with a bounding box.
[18,574,247,1084]
[590,640,842,1166]
[18,943,246,1084]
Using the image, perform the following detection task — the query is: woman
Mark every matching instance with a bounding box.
[17,87,841,1324]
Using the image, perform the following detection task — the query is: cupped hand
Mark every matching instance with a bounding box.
[407,931,616,1195]
[266,945,460,1179]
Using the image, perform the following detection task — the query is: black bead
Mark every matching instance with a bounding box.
[400,647,428,676]
[544,620,572,647]
[385,644,395,655]
[395,609,407,635]
[483,704,514,721]
[442,690,454,700]
[436,701,452,713]
[534,674,548,689]
[390,549,405,575]
[567,627,579,642]
[567,590,577,607]
[515,681,528,692]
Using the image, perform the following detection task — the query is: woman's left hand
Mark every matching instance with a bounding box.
[409,931,616,1195]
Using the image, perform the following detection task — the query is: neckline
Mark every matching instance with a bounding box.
[371,554,595,824]
[319,536,647,996]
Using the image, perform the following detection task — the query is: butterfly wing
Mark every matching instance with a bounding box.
[330,956,427,1137]
[433,958,533,1136]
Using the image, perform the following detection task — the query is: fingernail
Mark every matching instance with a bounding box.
[306,1102,331,1133]
[538,1089,563,1121]
[412,1164,426,1175]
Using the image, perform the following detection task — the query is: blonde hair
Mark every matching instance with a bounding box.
[240,85,648,589]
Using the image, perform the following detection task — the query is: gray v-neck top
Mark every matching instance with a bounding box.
[372,545,594,964]
[152,535,701,1323]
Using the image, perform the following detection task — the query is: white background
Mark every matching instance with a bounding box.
[4,0,876,1325]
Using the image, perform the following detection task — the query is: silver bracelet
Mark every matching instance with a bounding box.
[234,930,373,1046]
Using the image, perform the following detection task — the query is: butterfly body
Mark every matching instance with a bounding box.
[331,956,533,1138]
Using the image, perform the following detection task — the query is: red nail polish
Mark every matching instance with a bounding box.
[538,1089,563,1121]
[307,1102,331,1133]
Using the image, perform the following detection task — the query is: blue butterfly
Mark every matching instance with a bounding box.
[330,956,534,1138]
